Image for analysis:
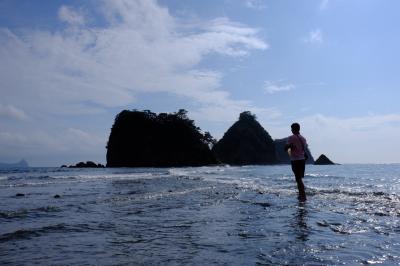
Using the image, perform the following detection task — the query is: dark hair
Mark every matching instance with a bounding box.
[291,123,300,132]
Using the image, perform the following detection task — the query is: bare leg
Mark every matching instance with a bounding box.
[296,177,306,201]
[291,160,307,201]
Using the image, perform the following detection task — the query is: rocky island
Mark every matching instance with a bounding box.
[106,109,217,167]
[105,108,325,167]
[314,154,336,165]
[61,161,105,168]
[212,111,277,165]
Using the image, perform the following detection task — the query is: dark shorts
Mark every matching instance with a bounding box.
[291,159,305,180]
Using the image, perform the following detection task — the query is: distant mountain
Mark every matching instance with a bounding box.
[0,159,29,168]
[212,111,277,165]
[274,138,314,164]
[106,109,217,167]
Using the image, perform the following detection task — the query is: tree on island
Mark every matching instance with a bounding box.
[106,109,217,167]
[212,111,277,165]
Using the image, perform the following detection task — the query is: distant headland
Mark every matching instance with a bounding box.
[0,159,29,168]
[103,109,332,167]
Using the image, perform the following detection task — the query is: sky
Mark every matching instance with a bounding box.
[1,0,400,166]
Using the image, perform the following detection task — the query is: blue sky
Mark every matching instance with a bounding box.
[1,0,400,166]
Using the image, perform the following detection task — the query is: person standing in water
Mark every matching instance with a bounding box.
[285,123,307,201]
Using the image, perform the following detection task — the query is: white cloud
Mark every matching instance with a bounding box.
[0,0,272,165]
[244,0,267,10]
[191,103,281,123]
[263,80,295,94]
[304,29,323,44]
[67,128,104,147]
[0,127,107,165]
[0,0,268,116]
[298,113,400,163]
[58,6,86,26]
[264,113,400,164]
[0,104,28,120]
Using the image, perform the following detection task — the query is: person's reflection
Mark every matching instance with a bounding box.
[294,202,309,241]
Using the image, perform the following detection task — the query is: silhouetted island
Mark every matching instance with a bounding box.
[314,154,335,165]
[106,109,217,167]
[62,161,105,168]
[105,108,325,167]
[212,111,277,165]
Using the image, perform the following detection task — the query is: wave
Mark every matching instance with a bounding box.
[306,173,343,178]
[0,172,166,188]
[307,187,399,201]
[0,228,41,242]
[0,223,94,242]
[0,209,28,219]
[168,166,240,178]
[103,186,217,204]
[0,206,62,219]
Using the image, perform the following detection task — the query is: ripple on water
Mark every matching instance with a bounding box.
[0,206,62,220]
[1,165,400,265]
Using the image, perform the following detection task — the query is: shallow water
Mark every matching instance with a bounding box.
[1,165,400,265]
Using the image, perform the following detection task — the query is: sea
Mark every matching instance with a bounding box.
[1,164,400,265]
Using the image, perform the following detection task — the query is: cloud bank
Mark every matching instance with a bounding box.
[0,0,268,115]
[0,0,271,165]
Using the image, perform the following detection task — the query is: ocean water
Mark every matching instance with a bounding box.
[1,165,400,265]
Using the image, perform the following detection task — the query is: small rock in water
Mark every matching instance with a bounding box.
[258,202,270,207]
[316,220,329,227]
[54,194,61,198]
[16,193,25,197]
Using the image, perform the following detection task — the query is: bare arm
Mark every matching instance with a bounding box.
[284,143,294,152]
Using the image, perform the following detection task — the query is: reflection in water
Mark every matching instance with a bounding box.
[294,202,309,242]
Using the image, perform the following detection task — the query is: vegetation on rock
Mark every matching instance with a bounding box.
[106,109,217,167]
[212,111,277,165]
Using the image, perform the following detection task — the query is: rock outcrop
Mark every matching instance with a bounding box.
[106,109,217,167]
[274,138,314,164]
[314,154,335,165]
[63,161,105,168]
[212,111,276,165]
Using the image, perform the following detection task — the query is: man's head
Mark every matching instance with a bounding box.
[291,123,300,134]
